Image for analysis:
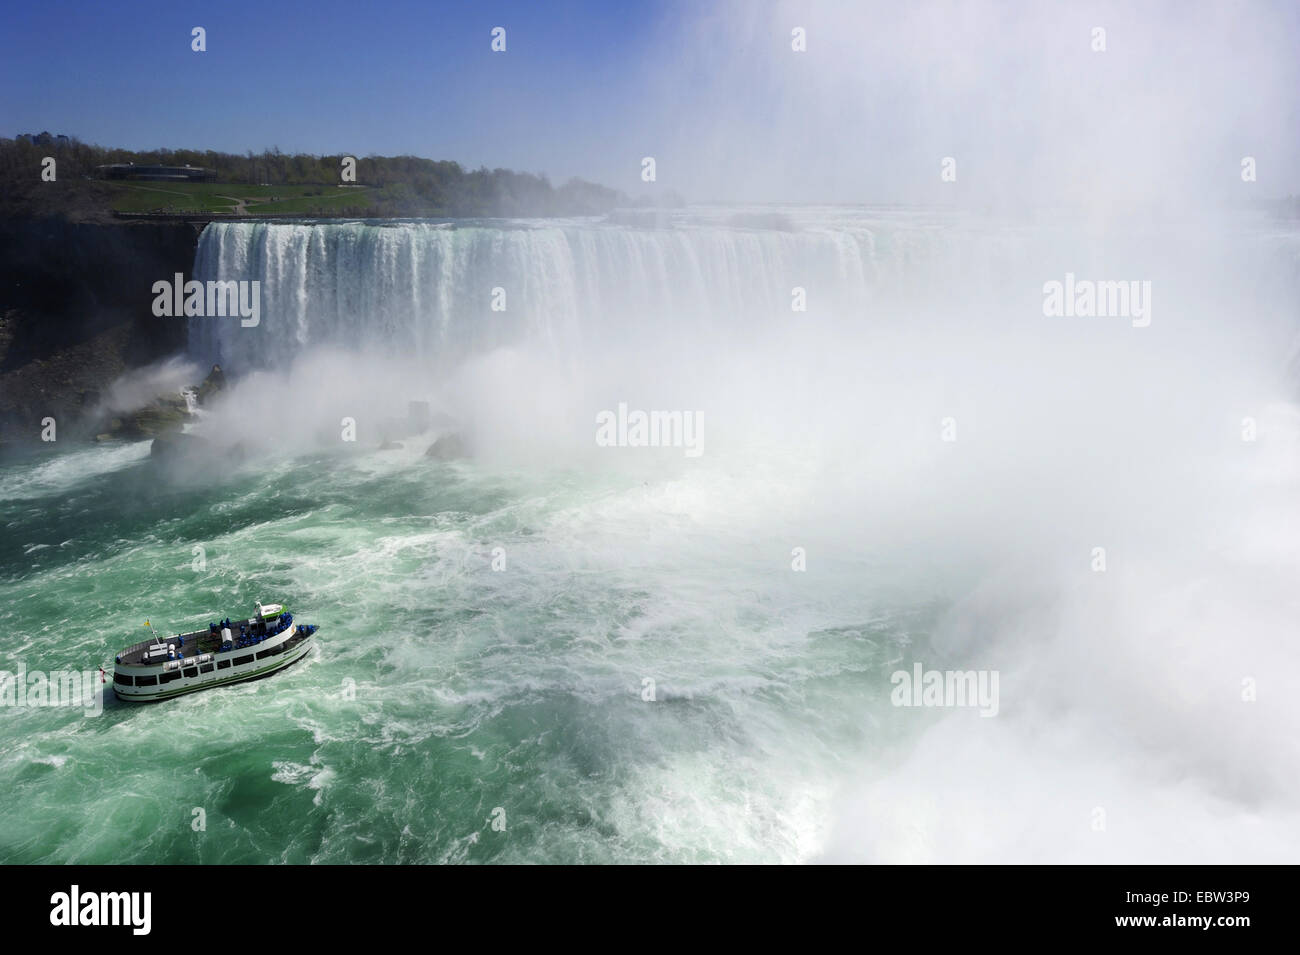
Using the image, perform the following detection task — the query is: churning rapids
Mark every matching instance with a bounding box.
[3,207,1299,862]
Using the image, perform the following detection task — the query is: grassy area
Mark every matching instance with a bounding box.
[235,190,373,214]
[109,185,238,213]
[2,139,626,220]
[107,181,371,214]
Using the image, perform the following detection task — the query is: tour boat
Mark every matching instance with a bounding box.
[111,602,318,702]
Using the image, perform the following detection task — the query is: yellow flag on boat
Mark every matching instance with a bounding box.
[144,620,150,627]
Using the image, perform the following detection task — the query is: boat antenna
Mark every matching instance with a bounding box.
[145,619,162,645]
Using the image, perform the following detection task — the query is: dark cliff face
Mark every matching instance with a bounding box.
[0,218,198,446]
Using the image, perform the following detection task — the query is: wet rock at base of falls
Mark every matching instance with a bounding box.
[149,431,245,482]
[150,431,210,460]
[425,432,469,460]
[128,395,191,436]
[194,363,227,405]
[88,394,192,441]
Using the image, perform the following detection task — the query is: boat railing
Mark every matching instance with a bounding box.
[116,613,314,669]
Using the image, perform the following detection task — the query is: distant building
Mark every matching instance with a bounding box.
[95,163,216,182]
[17,131,69,146]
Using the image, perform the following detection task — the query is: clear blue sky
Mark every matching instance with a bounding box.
[0,0,675,188]
[4,0,1299,203]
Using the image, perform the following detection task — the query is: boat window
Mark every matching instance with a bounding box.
[113,672,134,687]
[159,671,180,684]
[217,660,231,670]
[136,675,158,686]
[182,668,198,678]
[234,655,254,666]
[200,664,214,674]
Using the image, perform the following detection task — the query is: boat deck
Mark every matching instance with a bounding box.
[117,616,274,666]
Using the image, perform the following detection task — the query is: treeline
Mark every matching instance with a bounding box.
[0,134,627,218]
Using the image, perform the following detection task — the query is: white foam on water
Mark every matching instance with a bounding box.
[0,440,152,501]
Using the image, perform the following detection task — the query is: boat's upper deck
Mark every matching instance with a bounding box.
[117,613,287,667]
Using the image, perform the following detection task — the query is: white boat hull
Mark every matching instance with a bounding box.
[113,626,316,702]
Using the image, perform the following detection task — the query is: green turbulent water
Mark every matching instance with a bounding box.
[0,439,939,863]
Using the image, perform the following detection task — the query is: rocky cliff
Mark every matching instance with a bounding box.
[0,218,198,449]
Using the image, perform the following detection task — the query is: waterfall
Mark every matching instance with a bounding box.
[189,214,1300,387]
[187,214,1018,370]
